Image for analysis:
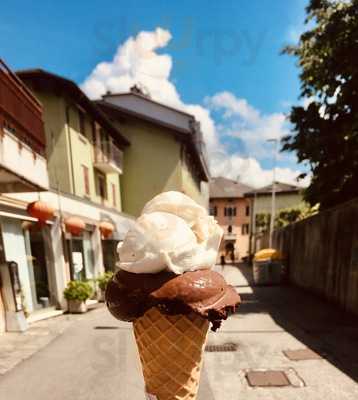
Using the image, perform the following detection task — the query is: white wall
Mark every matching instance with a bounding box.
[0,129,49,190]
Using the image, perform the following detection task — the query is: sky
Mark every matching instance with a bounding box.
[0,0,310,188]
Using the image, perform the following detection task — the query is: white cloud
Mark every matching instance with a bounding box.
[205,91,290,161]
[206,91,260,122]
[209,152,308,188]
[81,27,308,189]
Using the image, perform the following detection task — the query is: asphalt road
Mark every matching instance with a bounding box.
[1,264,358,400]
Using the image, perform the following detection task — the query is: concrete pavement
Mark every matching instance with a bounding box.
[0,264,357,399]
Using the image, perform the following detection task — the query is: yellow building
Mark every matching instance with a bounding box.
[97,85,210,216]
[17,69,129,211]
[3,69,135,320]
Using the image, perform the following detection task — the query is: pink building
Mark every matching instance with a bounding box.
[209,177,252,261]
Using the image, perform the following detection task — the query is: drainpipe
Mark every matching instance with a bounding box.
[65,105,76,195]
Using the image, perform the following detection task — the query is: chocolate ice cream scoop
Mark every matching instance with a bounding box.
[106,269,240,331]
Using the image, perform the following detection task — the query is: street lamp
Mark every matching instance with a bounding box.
[267,138,278,248]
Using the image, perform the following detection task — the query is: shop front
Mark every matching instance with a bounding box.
[65,228,96,281]
[0,217,54,315]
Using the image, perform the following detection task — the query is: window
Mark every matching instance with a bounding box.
[241,224,249,235]
[246,205,250,216]
[224,206,236,217]
[97,173,107,201]
[209,205,217,216]
[112,183,117,207]
[228,225,232,233]
[79,110,86,137]
[82,165,90,196]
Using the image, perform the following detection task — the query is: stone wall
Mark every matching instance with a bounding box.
[272,199,358,315]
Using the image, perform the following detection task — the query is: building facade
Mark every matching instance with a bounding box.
[0,60,50,333]
[97,86,210,216]
[245,182,303,255]
[209,177,252,261]
[0,68,135,333]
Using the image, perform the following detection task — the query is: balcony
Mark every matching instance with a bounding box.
[224,233,237,241]
[94,140,123,174]
[0,60,48,192]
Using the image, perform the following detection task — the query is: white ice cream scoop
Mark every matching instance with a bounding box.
[141,191,221,243]
[142,191,207,226]
[118,192,223,274]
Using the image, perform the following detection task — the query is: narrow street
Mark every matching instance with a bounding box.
[1,264,358,400]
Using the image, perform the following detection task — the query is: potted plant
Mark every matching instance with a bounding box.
[63,280,93,313]
[96,272,114,302]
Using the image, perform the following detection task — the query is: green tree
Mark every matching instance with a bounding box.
[282,0,358,209]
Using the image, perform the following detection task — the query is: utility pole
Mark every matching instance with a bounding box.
[267,139,278,248]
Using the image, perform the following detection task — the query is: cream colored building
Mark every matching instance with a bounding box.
[245,181,303,255]
[97,86,210,216]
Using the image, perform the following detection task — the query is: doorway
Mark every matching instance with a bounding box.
[28,228,51,308]
[225,241,236,263]
[102,239,119,272]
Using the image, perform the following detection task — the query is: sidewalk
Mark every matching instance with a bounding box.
[0,303,103,375]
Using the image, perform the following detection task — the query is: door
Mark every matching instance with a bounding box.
[28,229,51,307]
[102,239,119,272]
[1,217,34,313]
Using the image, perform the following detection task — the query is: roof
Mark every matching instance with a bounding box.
[103,89,195,119]
[245,181,302,197]
[16,69,130,148]
[96,92,210,181]
[209,177,253,199]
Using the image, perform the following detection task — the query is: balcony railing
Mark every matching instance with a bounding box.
[0,59,45,155]
[94,140,123,174]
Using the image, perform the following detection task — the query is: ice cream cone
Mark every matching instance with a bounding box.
[133,307,209,400]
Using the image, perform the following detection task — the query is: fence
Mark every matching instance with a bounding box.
[270,199,358,315]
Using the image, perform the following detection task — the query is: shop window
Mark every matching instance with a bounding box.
[67,231,95,281]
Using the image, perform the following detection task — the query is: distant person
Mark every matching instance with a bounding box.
[220,254,226,267]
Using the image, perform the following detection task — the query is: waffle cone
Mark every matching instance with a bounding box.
[133,307,209,400]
